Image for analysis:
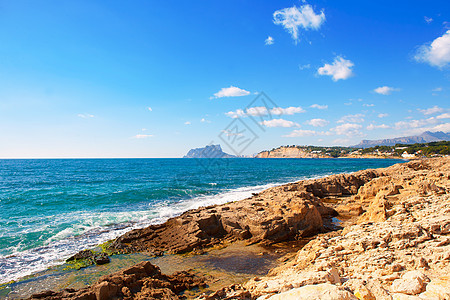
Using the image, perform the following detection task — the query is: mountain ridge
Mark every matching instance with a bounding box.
[353,131,450,148]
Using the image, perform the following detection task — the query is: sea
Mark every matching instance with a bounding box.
[0,158,403,283]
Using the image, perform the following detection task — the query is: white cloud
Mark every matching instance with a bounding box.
[333,138,350,145]
[332,123,363,136]
[299,64,311,70]
[201,118,211,123]
[273,4,325,43]
[418,105,444,115]
[415,30,450,68]
[211,86,251,99]
[184,121,191,125]
[432,87,443,92]
[283,129,317,137]
[424,16,433,24]
[363,103,375,107]
[225,106,305,118]
[133,134,153,139]
[395,117,439,130]
[367,124,390,130]
[437,113,450,119]
[337,114,365,123]
[305,118,329,127]
[395,116,450,135]
[378,113,389,118]
[431,122,450,132]
[260,119,300,128]
[373,86,400,95]
[246,106,269,116]
[222,130,243,137]
[271,106,305,115]
[77,113,94,119]
[310,104,328,110]
[317,56,354,81]
[147,107,153,111]
[225,109,246,119]
[265,36,274,45]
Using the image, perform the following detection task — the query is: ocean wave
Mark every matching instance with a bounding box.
[0,178,307,284]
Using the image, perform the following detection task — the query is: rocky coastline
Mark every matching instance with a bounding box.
[24,157,450,299]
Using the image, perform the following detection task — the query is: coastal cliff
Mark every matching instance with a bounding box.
[26,157,450,300]
[256,146,331,158]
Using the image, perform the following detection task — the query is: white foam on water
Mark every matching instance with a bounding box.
[0,175,330,284]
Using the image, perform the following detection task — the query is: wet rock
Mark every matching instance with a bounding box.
[66,250,93,262]
[93,253,110,265]
[28,261,207,300]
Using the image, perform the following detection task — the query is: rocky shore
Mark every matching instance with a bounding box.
[27,157,449,300]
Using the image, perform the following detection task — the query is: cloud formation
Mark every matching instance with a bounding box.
[225,106,305,118]
[305,118,329,127]
[265,36,274,45]
[373,86,400,95]
[317,56,354,81]
[260,119,300,128]
[273,4,325,43]
[437,113,450,119]
[418,105,444,115]
[133,134,153,139]
[332,123,363,136]
[271,106,306,115]
[415,30,450,68]
[310,104,328,110]
[283,129,317,137]
[77,113,94,119]
[211,86,250,99]
[367,124,390,130]
[337,114,365,123]
[378,113,389,118]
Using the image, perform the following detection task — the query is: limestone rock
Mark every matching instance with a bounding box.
[265,283,357,300]
[391,271,429,295]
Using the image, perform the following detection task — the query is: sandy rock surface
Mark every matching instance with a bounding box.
[242,157,450,300]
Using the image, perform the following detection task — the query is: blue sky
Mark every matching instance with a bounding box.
[0,0,449,158]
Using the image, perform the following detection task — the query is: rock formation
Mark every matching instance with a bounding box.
[183,145,236,158]
[27,157,450,300]
[256,146,331,158]
[229,157,450,299]
[29,261,206,300]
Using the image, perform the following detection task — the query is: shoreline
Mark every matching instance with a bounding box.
[1,158,399,286]
[2,157,449,299]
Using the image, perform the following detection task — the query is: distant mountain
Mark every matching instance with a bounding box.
[353,131,450,148]
[183,144,236,158]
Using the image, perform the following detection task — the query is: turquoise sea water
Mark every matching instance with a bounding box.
[0,158,402,283]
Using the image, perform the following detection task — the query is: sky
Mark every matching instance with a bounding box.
[0,0,449,158]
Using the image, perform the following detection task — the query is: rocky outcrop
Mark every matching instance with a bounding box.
[109,191,328,254]
[256,146,330,158]
[237,157,450,300]
[29,261,206,300]
[183,145,235,158]
[27,157,450,300]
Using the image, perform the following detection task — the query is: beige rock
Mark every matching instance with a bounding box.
[391,271,429,295]
[366,279,393,300]
[391,294,422,300]
[419,276,450,300]
[344,279,376,300]
[266,283,357,300]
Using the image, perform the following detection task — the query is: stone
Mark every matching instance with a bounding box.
[266,283,357,300]
[344,279,375,300]
[93,253,110,265]
[391,271,429,295]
